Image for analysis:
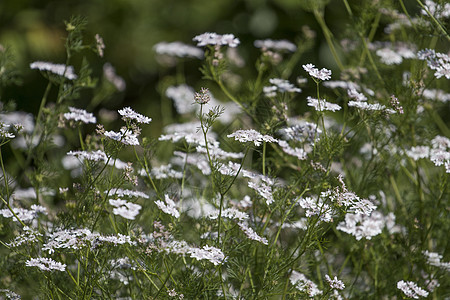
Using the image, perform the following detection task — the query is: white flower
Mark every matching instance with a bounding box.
[290,271,322,297]
[26,257,66,272]
[155,195,180,218]
[397,280,429,299]
[103,63,126,91]
[30,61,77,80]
[188,245,226,265]
[337,211,392,240]
[278,140,307,160]
[207,207,248,221]
[325,275,345,290]
[228,129,278,147]
[110,188,149,199]
[110,199,142,220]
[376,48,403,65]
[154,41,203,59]
[302,63,332,81]
[104,127,139,145]
[193,32,240,48]
[118,107,152,124]
[67,150,107,162]
[421,0,450,18]
[263,78,301,97]
[347,89,367,102]
[238,222,268,245]
[417,49,450,79]
[423,250,450,271]
[307,97,341,112]
[254,39,297,52]
[298,196,333,222]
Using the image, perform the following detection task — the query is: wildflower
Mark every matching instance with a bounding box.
[307,97,341,112]
[397,280,429,299]
[417,49,450,79]
[228,129,278,147]
[207,207,248,221]
[278,140,307,160]
[103,63,126,91]
[144,164,183,179]
[25,257,66,272]
[298,196,333,222]
[290,271,322,297]
[254,39,297,52]
[63,107,96,124]
[95,34,105,57]
[302,63,332,81]
[155,195,180,218]
[109,199,142,220]
[188,245,226,265]
[347,88,367,102]
[420,0,450,18]
[422,89,450,102]
[166,84,196,114]
[376,48,403,65]
[194,87,211,104]
[423,251,450,271]
[217,161,241,176]
[0,205,47,222]
[67,150,107,162]
[238,222,268,245]
[0,289,21,300]
[336,211,390,240]
[104,127,140,145]
[0,123,15,139]
[7,226,42,248]
[242,170,276,205]
[109,188,149,199]
[118,107,152,124]
[390,95,404,114]
[30,61,77,80]
[154,41,203,59]
[193,32,240,48]
[325,275,345,290]
[263,78,301,97]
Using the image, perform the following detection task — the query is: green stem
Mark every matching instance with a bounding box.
[416,0,450,41]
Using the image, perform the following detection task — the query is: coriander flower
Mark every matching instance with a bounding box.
[254,39,297,52]
[188,245,226,265]
[155,195,180,218]
[397,280,429,299]
[238,222,268,245]
[63,107,96,124]
[307,97,341,112]
[325,275,345,290]
[109,198,142,220]
[154,41,203,59]
[302,63,332,81]
[104,127,139,145]
[228,129,278,147]
[26,257,66,272]
[290,271,322,297]
[30,61,77,80]
[263,78,301,97]
[118,107,152,124]
[193,32,240,48]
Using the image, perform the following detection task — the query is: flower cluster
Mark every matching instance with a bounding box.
[154,41,203,59]
[67,150,107,162]
[325,275,345,290]
[104,127,140,145]
[30,61,77,80]
[193,32,240,48]
[118,107,152,124]
[254,39,297,52]
[109,199,142,220]
[417,49,450,79]
[307,97,342,112]
[405,135,450,173]
[263,78,301,97]
[103,63,126,91]
[302,64,332,81]
[155,195,180,218]
[290,271,322,297]
[397,280,429,299]
[188,245,226,265]
[228,129,278,147]
[63,107,96,124]
[26,257,66,272]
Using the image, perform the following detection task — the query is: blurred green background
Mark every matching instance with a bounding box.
[0,0,423,127]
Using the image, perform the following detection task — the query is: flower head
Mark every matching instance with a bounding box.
[302,64,332,81]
